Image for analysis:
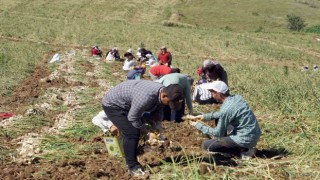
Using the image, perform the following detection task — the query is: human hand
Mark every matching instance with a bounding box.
[188,121,197,126]
[110,125,119,136]
[182,115,204,121]
[194,115,204,121]
[139,124,149,135]
[159,133,167,140]
[182,115,197,121]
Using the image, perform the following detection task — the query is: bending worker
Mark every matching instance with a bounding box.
[102,80,184,176]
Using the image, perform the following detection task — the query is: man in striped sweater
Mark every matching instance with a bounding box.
[189,81,261,160]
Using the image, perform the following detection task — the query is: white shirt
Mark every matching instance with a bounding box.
[193,83,212,101]
[106,52,115,61]
[122,59,135,70]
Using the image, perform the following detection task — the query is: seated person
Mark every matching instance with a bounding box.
[145,54,158,67]
[158,46,172,67]
[193,59,228,104]
[91,45,102,57]
[123,52,136,70]
[106,47,120,61]
[127,63,146,80]
[197,59,228,85]
[138,48,153,62]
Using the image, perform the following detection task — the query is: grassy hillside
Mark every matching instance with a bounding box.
[175,0,320,31]
[0,0,320,179]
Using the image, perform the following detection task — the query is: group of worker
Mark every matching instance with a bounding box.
[92,46,261,177]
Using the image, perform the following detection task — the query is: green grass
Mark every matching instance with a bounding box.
[1,0,320,178]
[305,24,320,34]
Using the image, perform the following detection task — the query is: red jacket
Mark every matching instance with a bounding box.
[150,65,172,77]
[92,47,102,56]
[158,52,171,65]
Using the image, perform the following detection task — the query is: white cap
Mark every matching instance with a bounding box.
[145,54,152,58]
[127,48,132,53]
[203,81,228,94]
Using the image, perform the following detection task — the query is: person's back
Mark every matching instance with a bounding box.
[150,65,172,77]
[103,80,163,114]
[127,68,145,80]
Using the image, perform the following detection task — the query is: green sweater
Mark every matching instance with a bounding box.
[195,94,261,148]
[157,73,192,113]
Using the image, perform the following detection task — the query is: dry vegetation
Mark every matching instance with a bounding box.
[1,0,320,179]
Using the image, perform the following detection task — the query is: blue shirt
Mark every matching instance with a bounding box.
[195,94,261,148]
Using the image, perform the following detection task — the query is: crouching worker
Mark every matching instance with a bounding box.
[188,81,261,160]
[102,80,184,176]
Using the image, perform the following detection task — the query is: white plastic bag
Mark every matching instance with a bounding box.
[49,53,60,63]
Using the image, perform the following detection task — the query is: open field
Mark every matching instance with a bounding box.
[1,0,320,179]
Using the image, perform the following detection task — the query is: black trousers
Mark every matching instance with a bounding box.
[202,136,247,156]
[102,105,140,169]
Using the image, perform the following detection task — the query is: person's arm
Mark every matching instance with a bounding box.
[194,112,229,137]
[127,95,157,128]
[158,53,163,64]
[184,79,193,114]
[203,111,222,121]
[168,52,172,64]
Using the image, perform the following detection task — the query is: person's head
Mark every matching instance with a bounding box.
[124,52,134,60]
[204,64,224,80]
[203,81,229,103]
[203,59,215,68]
[160,84,185,111]
[160,46,167,53]
[170,68,181,73]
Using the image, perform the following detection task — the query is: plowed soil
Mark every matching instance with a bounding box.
[0,50,284,180]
